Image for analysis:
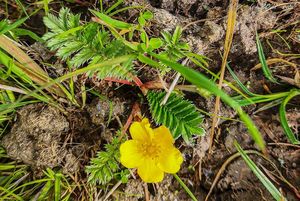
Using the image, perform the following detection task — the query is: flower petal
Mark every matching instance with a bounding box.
[157,147,183,173]
[153,125,174,145]
[120,140,143,168]
[137,159,164,183]
[129,118,150,141]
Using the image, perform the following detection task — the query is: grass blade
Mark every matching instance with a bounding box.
[105,0,123,14]
[0,50,32,84]
[1,55,134,116]
[0,35,67,97]
[173,174,197,201]
[227,63,257,97]
[37,180,53,200]
[0,17,28,35]
[256,33,279,84]
[234,141,286,201]
[13,28,44,42]
[0,186,23,201]
[236,91,289,106]
[90,9,132,29]
[279,89,300,144]
[54,173,62,201]
[14,0,28,16]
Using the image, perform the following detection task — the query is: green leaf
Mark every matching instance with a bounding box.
[140,43,147,52]
[56,41,83,60]
[138,54,160,68]
[0,17,28,35]
[90,9,132,29]
[279,89,300,144]
[235,141,286,201]
[15,0,28,16]
[142,11,153,20]
[149,52,266,151]
[54,173,62,201]
[256,33,279,84]
[161,31,172,44]
[147,91,204,143]
[140,31,147,43]
[43,8,135,79]
[138,16,146,26]
[86,136,124,185]
[172,26,182,45]
[105,0,123,14]
[13,28,44,42]
[37,181,53,200]
[0,51,32,84]
[227,63,257,97]
[149,38,163,49]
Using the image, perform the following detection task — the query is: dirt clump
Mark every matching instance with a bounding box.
[1,104,79,175]
[0,96,127,176]
[152,7,185,32]
[117,175,191,201]
[117,179,144,201]
[86,97,125,126]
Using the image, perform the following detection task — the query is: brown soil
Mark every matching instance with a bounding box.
[1,0,300,201]
[0,97,127,176]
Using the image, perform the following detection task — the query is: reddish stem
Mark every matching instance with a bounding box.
[132,76,143,87]
[104,77,134,85]
[120,102,141,140]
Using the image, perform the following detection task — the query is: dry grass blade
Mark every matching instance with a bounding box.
[102,180,122,201]
[0,84,27,94]
[251,58,297,71]
[0,35,66,97]
[209,0,238,152]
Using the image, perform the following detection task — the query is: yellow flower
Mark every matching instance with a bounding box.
[120,118,183,183]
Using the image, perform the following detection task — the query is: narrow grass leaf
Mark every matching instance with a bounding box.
[105,0,123,14]
[173,174,197,201]
[0,101,39,115]
[0,17,28,35]
[5,55,133,115]
[1,178,51,200]
[0,163,18,171]
[256,33,279,84]
[90,9,132,29]
[0,186,23,201]
[0,35,67,97]
[13,28,44,42]
[109,5,144,16]
[0,51,32,84]
[227,63,257,97]
[138,54,160,68]
[37,180,53,201]
[14,0,28,16]
[234,141,286,201]
[54,173,62,201]
[279,89,300,144]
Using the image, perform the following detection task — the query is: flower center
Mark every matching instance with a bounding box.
[138,142,161,159]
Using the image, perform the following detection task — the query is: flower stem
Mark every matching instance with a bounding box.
[173,173,197,201]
